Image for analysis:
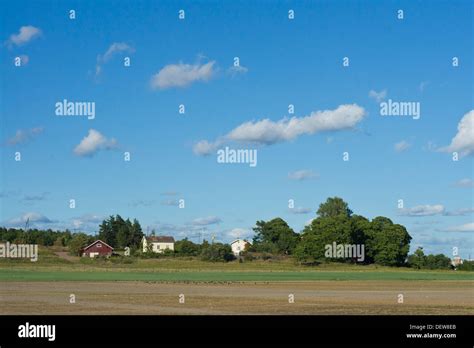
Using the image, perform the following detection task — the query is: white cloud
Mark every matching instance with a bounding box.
[455,178,474,188]
[8,25,42,47]
[96,42,134,76]
[439,110,474,157]
[399,204,445,217]
[192,139,222,156]
[444,223,474,232]
[73,129,118,157]
[226,228,251,239]
[394,140,411,152]
[71,214,104,229]
[368,89,387,103]
[191,216,222,226]
[228,104,365,144]
[288,170,318,181]
[193,104,366,155]
[151,61,216,89]
[102,42,134,62]
[7,212,53,226]
[5,127,43,146]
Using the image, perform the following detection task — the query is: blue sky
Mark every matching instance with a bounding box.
[0,0,472,257]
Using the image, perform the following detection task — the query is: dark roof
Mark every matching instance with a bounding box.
[146,236,175,243]
[83,239,114,251]
[230,239,251,245]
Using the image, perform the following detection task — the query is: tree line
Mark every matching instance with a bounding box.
[0,198,465,269]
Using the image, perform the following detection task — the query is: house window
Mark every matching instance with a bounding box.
[97,243,102,248]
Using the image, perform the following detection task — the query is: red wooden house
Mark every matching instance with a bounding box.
[81,240,114,258]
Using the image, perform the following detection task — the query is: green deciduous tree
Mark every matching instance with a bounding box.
[294,214,353,263]
[200,242,234,262]
[365,217,411,266]
[252,218,298,255]
[295,198,413,267]
[175,238,201,256]
[317,197,353,218]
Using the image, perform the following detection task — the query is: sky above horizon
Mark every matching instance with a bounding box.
[0,0,473,258]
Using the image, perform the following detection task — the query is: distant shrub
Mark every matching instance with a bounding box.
[174,239,200,256]
[110,255,134,264]
[457,261,474,271]
[407,248,452,270]
[243,251,282,262]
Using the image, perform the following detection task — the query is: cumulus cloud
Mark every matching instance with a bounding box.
[443,223,474,232]
[192,139,223,156]
[439,110,474,157]
[151,61,216,89]
[454,178,473,188]
[288,170,318,181]
[193,104,366,155]
[5,127,44,146]
[228,104,365,144]
[191,216,222,226]
[73,129,118,157]
[7,25,42,47]
[95,42,134,76]
[394,140,411,152]
[399,204,445,217]
[368,89,387,103]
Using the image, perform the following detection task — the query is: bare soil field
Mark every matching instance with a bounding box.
[1,280,472,315]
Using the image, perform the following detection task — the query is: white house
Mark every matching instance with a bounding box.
[230,239,251,256]
[142,236,175,253]
[451,256,463,267]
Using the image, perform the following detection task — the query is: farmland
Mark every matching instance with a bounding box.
[0,247,473,315]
